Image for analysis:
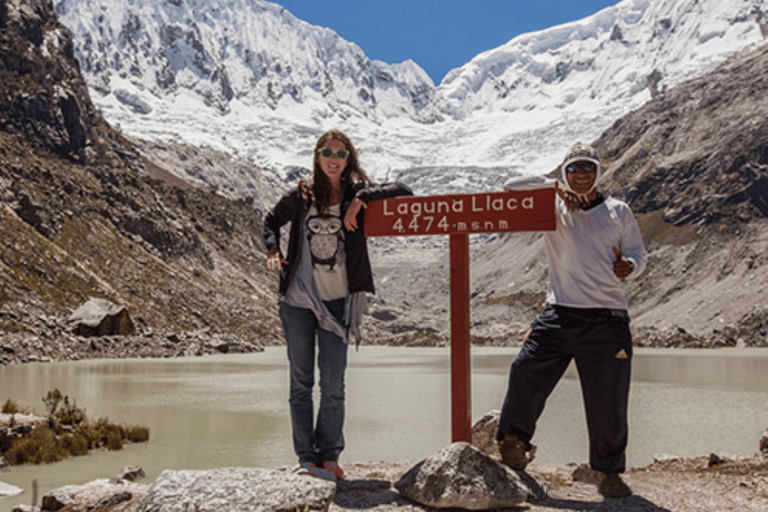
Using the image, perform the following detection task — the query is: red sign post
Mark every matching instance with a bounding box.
[365,187,556,442]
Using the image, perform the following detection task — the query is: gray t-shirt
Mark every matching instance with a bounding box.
[305,204,348,301]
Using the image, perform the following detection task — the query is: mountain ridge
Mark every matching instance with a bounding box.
[54,0,437,120]
[1,0,283,365]
[53,0,767,189]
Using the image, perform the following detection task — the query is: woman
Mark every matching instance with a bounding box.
[263,129,412,478]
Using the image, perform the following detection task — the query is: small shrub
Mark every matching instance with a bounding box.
[104,427,123,451]
[73,422,98,450]
[60,432,89,457]
[42,389,64,417]
[1,398,27,415]
[43,389,86,429]
[91,417,123,451]
[5,426,68,465]
[124,424,150,443]
[1,391,150,466]
[56,397,86,426]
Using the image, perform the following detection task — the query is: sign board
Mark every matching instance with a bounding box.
[365,188,556,238]
[364,187,556,443]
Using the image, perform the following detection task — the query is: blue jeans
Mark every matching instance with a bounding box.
[279,299,348,465]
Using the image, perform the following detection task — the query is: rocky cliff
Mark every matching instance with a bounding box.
[598,42,768,227]
[594,42,768,344]
[1,0,282,364]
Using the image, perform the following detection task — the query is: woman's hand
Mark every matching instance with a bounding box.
[266,248,287,272]
[344,197,367,232]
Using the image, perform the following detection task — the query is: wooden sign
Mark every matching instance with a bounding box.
[364,186,556,443]
[365,188,556,237]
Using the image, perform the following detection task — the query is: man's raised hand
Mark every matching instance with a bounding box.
[612,246,633,279]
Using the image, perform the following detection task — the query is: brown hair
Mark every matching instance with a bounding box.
[301,129,370,215]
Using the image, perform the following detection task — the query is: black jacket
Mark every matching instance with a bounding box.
[263,181,412,296]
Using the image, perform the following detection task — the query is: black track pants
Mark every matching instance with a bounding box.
[496,304,633,473]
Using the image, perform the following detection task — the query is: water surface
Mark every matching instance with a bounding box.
[1,346,767,511]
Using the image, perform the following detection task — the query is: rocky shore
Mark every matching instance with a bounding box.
[3,301,768,368]
[0,303,268,367]
[3,320,766,369]
[2,439,767,512]
[0,326,266,367]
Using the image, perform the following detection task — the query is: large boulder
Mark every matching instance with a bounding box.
[394,442,530,509]
[138,467,336,512]
[761,428,768,457]
[68,298,135,337]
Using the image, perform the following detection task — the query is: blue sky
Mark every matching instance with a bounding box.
[274,0,621,85]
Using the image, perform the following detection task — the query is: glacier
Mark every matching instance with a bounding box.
[54,0,766,197]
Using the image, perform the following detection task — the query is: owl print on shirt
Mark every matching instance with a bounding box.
[306,213,345,271]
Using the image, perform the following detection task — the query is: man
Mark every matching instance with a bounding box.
[497,142,647,499]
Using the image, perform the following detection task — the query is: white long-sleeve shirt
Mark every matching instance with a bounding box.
[545,195,647,310]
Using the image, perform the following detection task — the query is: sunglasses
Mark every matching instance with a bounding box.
[565,161,597,173]
[317,147,350,160]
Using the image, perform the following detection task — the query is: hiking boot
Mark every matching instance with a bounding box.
[498,434,535,471]
[322,460,345,480]
[598,472,632,499]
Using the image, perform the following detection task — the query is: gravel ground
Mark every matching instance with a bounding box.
[333,456,768,512]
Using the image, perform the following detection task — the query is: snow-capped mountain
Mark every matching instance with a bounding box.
[54,0,766,197]
[54,0,435,120]
[439,0,765,118]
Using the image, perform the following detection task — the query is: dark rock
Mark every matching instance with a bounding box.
[38,479,146,512]
[68,298,135,337]
[42,489,72,511]
[708,453,727,467]
[116,465,146,482]
[0,0,100,158]
[87,490,132,509]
